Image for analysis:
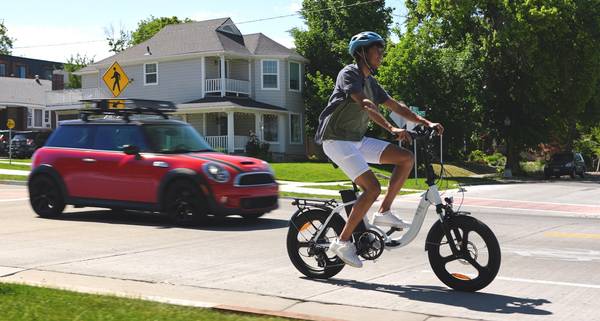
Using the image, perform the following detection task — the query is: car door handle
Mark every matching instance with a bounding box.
[81,158,96,163]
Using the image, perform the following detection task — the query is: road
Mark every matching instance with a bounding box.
[1,179,599,321]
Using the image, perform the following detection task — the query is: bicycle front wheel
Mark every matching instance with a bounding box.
[426,215,501,292]
[286,209,346,279]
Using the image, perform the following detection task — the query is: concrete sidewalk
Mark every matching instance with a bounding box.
[0,268,477,321]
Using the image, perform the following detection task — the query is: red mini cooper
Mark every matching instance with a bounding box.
[28,99,278,225]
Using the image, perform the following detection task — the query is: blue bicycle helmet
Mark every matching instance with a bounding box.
[348,31,385,56]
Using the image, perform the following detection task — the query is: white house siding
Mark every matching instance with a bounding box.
[253,59,285,108]
[205,57,220,79]
[229,60,248,81]
[81,74,98,89]
[82,58,204,104]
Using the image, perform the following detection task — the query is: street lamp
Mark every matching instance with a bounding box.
[503,116,512,178]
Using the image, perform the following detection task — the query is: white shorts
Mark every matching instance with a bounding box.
[322,137,391,181]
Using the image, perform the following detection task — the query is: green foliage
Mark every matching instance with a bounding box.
[291,0,394,136]
[0,21,14,55]
[574,125,600,162]
[130,16,192,46]
[400,0,600,163]
[245,131,271,161]
[467,150,505,169]
[105,24,131,53]
[64,54,95,89]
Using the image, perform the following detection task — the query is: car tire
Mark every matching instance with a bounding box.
[29,175,66,218]
[165,180,208,226]
[570,169,576,179]
[579,171,586,178]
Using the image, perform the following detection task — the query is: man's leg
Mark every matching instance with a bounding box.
[339,170,380,241]
[378,144,414,213]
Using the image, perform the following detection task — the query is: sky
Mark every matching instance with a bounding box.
[1,0,407,63]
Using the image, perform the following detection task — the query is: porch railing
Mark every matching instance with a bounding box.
[205,135,250,153]
[46,87,103,107]
[205,78,249,95]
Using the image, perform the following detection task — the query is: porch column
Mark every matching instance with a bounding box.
[220,55,226,97]
[227,111,234,153]
[255,112,262,141]
[202,113,206,135]
[201,56,205,98]
[278,113,285,153]
[248,59,252,97]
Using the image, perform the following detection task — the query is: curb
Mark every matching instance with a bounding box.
[0,180,27,186]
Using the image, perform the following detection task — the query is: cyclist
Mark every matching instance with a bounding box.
[314,31,444,268]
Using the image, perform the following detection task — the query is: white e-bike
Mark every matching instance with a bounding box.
[286,126,501,292]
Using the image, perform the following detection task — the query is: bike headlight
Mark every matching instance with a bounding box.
[262,161,274,175]
[203,163,230,183]
[565,162,574,167]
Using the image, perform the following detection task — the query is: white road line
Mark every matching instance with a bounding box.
[421,271,600,289]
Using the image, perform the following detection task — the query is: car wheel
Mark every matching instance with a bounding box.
[29,175,65,218]
[570,169,576,179]
[579,171,586,178]
[165,180,208,226]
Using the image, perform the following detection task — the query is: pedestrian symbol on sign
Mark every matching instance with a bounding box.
[102,61,129,97]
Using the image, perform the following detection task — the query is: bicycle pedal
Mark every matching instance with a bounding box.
[385,240,402,248]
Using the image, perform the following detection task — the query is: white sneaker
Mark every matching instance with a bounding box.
[371,210,411,229]
[329,238,363,268]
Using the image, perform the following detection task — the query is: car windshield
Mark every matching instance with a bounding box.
[143,124,213,154]
[551,153,573,163]
[12,134,28,140]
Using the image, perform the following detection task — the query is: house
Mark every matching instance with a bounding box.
[47,18,308,159]
[0,55,63,130]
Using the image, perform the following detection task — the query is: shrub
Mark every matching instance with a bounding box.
[245,130,270,160]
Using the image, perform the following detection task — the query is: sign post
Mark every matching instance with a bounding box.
[7,118,15,165]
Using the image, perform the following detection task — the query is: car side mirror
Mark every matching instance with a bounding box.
[122,145,141,159]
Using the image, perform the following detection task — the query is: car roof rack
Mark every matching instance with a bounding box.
[79,98,177,122]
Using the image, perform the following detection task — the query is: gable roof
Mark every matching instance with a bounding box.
[78,18,307,73]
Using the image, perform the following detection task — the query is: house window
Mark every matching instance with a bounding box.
[263,114,278,142]
[17,65,26,78]
[290,113,302,144]
[0,64,5,76]
[44,110,50,126]
[27,108,32,127]
[144,63,158,85]
[34,109,42,127]
[289,62,300,91]
[261,60,279,90]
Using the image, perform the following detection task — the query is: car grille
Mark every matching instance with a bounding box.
[240,196,278,209]
[236,173,275,186]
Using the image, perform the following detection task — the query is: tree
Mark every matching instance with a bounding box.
[0,20,15,55]
[64,54,95,89]
[403,0,600,169]
[291,0,394,136]
[130,16,192,46]
[105,23,131,53]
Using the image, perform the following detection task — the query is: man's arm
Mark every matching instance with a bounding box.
[383,98,430,126]
[350,92,395,134]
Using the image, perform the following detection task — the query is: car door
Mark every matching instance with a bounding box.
[45,125,98,199]
[90,125,163,203]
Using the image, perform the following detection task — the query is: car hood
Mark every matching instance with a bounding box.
[183,152,270,172]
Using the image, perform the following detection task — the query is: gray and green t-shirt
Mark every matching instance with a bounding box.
[315,64,390,144]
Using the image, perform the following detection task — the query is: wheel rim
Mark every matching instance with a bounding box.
[437,227,494,283]
[31,179,58,213]
[294,218,343,273]
[170,188,197,223]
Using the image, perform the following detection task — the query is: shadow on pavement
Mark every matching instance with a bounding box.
[310,278,552,316]
[46,209,289,231]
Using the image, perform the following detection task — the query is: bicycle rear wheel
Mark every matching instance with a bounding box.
[286,209,346,279]
[426,215,501,292]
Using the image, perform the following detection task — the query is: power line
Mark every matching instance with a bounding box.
[237,0,385,24]
[13,39,105,49]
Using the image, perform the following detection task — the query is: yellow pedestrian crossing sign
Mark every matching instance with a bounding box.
[102,61,129,97]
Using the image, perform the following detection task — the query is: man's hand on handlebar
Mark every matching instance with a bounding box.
[390,127,413,144]
[427,122,444,135]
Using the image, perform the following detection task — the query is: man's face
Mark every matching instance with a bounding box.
[366,44,384,69]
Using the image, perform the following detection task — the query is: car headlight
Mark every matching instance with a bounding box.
[203,163,230,183]
[565,162,574,167]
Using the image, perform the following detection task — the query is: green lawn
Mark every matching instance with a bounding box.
[0,283,293,321]
[0,174,27,181]
[0,163,31,170]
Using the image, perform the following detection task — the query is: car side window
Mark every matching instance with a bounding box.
[45,125,95,149]
[92,125,147,151]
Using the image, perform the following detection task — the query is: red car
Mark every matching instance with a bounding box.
[28,99,278,225]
